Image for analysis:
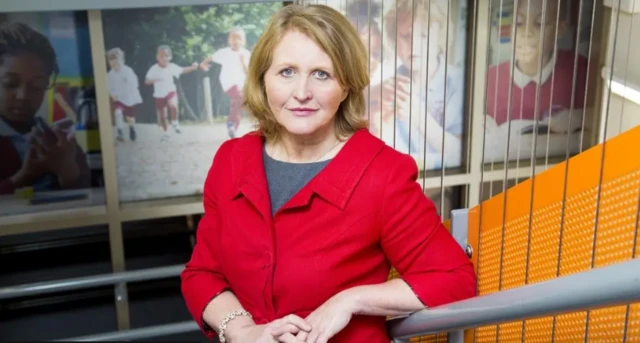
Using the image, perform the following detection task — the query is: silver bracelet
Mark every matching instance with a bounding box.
[218,309,252,343]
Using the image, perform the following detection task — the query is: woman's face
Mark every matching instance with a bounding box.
[264,30,348,139]
[0,53,49,124]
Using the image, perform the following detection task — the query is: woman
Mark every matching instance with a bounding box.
[0,22,91,195]
[181,4,476,343]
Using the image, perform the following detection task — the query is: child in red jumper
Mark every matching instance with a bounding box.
[486,0,588,139]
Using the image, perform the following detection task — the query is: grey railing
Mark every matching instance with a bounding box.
[388,257,640,342]
[2,209,639,342]
[51,321,199,342]
[0,264,183,300]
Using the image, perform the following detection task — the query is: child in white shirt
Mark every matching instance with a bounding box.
[200,27,250,138]
[145,45,198,140]
[107,47,142,142]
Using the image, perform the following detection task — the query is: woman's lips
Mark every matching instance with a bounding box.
[289,108,318,117]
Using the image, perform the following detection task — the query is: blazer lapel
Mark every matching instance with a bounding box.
[279,129,386,212]
[229,129,386,217]
[231,133,273,224]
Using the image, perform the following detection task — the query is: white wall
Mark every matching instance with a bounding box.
[600,2,640,141]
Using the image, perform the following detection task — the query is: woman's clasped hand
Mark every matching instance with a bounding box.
[234,314,312,343]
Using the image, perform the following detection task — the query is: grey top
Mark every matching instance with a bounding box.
[263,146,331,216]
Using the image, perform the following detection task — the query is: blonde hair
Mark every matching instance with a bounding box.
[244,4,370,142]
[384,0,453,55]
[107,47,125,63]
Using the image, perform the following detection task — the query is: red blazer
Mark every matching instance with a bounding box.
[181,129,476,342]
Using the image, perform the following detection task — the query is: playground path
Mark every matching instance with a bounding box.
[114,121,255,202]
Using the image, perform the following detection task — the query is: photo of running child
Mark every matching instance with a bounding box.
[145,45,199,141]
[101,2,283,202]
[199,26,251,139]
[107,47,142,142]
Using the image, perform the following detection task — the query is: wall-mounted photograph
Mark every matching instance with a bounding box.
[0,11,103,217]
[318,0,469,173]
[482,0,595,165]
[101,2,284,202]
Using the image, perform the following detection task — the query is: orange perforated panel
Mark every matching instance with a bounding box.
[467,125,640,343]
[408,333,448,342]
[627,303,640,341]
[583,169,639,342]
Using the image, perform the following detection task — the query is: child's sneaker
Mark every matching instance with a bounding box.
[161,133,170,142]
[129,126,137,141]
[172,122,181,134]
[116,129,124,142]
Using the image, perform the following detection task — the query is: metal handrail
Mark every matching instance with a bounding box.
[54,321,199,342]
[52,258,640,342]
[388,258,640,340]
[0,264,183,300]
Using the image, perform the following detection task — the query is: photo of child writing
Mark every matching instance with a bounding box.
[0,22,92,200]
[360,0,468,171]
[483,0,591,164]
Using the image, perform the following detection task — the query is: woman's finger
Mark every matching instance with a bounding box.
[283,314,312,332]
[276,332,306,343]
[295,330,309,342]
[270,323,307,337]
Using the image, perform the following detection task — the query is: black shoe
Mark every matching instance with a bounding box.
[130,126,137,141]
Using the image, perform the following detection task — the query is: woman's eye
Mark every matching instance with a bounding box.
[315,71,329,79]
[280,68,294,77]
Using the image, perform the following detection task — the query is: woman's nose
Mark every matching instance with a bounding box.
[293,78,312,101]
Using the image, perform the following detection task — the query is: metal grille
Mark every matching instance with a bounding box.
[472,124,640,342]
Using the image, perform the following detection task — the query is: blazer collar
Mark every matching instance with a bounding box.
[230,129,385,213]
